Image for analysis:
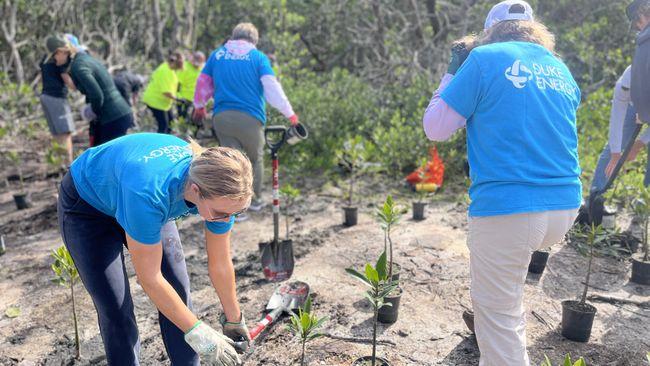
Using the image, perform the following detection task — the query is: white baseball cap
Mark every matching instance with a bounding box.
[484,0,534,30]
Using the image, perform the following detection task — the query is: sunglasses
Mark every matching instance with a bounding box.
[199,198,247,222]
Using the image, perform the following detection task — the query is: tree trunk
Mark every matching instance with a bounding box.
[425,0,440,36]
[300,338,306,366]
[371,0,386,61]
[150,0,164,63]
[1,0,25,85]
[371,304,378,366]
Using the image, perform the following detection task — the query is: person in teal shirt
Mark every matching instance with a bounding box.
[143,51,184,133]
[423,1,581,364]
[58,133,252,365]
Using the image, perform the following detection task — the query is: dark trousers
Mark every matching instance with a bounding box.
[90,113,134,147]
[148,106,174,134]
[57,172,199,366]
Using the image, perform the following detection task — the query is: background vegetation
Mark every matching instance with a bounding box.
[0,0,646,201]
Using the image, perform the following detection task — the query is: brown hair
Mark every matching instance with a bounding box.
[187,139,253,202]
[231,23,259,45]
[477,20,555,52]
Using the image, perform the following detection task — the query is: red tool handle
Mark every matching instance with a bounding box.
[249,307,283,340]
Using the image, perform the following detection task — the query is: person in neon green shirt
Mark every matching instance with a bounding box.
[177,51,206,121]
[143,51,184,133]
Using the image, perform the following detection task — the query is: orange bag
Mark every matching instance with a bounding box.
[405,147,445,189]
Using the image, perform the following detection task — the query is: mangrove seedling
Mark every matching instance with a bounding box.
[540,354,586,366]
[51,245,81,359]
[346,251,398,366]
[336,136,367,208]
[376,195,404,280]
[280,183,300,241]
[46,141,68,179]
[576,224,605,306]
[287,294,327,366]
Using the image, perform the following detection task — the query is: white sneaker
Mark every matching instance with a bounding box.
[235,213,250,222]
[248,200,266,212]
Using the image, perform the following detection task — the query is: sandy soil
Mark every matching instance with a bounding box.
[0,131,649,365]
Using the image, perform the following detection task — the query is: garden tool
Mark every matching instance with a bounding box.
[260,124,308,282]
[232,281,310,352]
[578,123,644,226]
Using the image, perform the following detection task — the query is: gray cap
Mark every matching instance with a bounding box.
[46,35,68,53]
[627,0,650,22]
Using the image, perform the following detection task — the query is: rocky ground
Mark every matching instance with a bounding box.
[0,128,649,366]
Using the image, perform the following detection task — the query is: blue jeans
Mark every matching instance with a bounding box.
[57,172,199,365]
[589,104,650,194]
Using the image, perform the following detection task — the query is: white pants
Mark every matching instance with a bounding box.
[468,209,578,366]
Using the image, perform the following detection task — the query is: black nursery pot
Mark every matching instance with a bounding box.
[343,206,358,227]
[631,257,650,285]
[352,356,391,366]
[561,300,597,342]
[412,202,426,221]
[378,287,402,324]
[527,251,550,274]
[13,193,31,210]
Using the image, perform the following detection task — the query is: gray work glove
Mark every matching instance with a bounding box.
[219,313,251,352]
[184,321,242,366]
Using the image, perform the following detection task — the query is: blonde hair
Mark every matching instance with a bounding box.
[187,139,253,202]
[231,23,259,45]
[477,20,555,52]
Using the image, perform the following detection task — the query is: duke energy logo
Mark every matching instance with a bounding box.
[505,60,533,89]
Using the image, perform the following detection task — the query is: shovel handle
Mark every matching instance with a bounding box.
[249,306,283,340]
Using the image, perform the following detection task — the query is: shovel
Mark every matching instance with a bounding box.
[259,125,307,282]
[233,281,310,352]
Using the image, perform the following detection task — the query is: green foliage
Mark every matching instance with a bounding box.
[572,224,606,304]
[540,354,587,366]
[46,142,67,170]
[376,195,405,280]
[287,295,327,366]
[335,135,373,206]
[5,306,21,318]
[51,245,81,359]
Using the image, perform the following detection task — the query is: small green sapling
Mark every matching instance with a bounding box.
[51,245,81,359]
[287,294,327,366]
[280,183,300,241]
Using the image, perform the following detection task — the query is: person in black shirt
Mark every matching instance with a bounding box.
[113,69,145,107]
[40,35,76,165]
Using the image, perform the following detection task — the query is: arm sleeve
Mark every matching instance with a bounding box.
[608,81,631,153]
[115,190,166,245]
[258,54,275,77]
[74,66,105,115]
[261,75,295,118]
[205,216,235,234]
[440,54,483,120]
[193,73,214,109]
[422,73,467,141]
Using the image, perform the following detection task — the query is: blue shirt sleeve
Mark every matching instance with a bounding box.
[205,215,235,234]
[258,53,275,77]
[440,54,484,119]
[116,189,165,245]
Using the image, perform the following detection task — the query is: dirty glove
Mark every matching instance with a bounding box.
[447,43,470,75]
[192,107,207,123]
[288,114,299,126]
[220,313,251,352]
[184,320,242,366]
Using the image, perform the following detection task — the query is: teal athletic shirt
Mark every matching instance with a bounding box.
[441,41,582,217]
[70,133,234,244]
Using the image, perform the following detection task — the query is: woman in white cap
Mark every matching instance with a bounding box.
[423,1,581,364]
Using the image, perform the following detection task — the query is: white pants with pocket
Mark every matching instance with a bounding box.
[468,209,578,366]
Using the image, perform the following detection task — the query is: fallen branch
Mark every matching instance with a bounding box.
[321,333,396,346]
[587,294,650,309]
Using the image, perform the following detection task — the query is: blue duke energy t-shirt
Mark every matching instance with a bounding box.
[441,42,582,217]
[70,133,234,244]
[202,45,275,123]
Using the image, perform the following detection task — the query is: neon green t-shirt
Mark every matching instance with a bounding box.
[143,62,178,111]
[176,61,202,102]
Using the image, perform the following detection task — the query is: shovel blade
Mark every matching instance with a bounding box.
[265,281,310,312]
[260,240,294,282]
